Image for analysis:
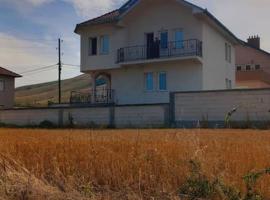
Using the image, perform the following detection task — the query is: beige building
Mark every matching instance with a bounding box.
[0,67,21,108]
[74,0,239,105]
[236,36,270,88]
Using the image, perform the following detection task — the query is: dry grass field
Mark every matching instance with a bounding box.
[0,128,269,200]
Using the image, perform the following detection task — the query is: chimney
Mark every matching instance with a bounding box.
[247,35,260,49]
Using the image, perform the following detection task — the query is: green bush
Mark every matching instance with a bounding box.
[39,120,57,129]
[179,160,270,200]
[179,160,215,199]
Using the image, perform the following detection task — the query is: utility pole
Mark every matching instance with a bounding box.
[58,38,62,104]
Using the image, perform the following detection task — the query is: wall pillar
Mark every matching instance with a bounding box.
[169,92,176,127]
[91,72,96,103]
[109,106,115,128]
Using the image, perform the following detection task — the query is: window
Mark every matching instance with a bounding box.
[246,65,251,71]
[0,80,4,91]
[237,66,242,71]
[225,43,231,62]
[175,30,184,49]
[158,72,167,91]
[89,37,97,55]
[100,35,109,54]
[228,80,232,89]
[145,72,154,91]
[226,79,232,89]
[255,64,261,70]
[160,32,168,49]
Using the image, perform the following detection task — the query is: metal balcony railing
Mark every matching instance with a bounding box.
[117,39,202,63]
[70,89,115,105]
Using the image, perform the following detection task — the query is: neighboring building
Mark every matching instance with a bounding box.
[236,36,270,88]
[0,67,21,108]
[74,0,239,105]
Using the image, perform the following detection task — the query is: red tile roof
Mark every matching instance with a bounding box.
[0,67,22,78]
[78,9,120,27]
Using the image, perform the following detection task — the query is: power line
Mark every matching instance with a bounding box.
[22,67,58,76]
[62,63,80,67]
[19,64,58,74]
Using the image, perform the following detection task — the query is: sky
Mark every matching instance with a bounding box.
[0,0,269,87]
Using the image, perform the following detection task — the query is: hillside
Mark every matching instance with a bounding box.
[15,74,92,107]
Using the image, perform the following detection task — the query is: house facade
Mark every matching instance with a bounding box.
[236,36,270,88]
[0,67,21,108]
[75,0,238,105]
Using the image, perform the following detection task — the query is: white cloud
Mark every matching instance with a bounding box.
[24,0,52,6]
[1,0,125,18]
[65,0,125,18]
[0,33,80,87]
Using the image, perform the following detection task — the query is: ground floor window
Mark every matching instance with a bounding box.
[158,72,167,91]
[145,72,154,91]
[226,78,232,89]
[144,71,167,91]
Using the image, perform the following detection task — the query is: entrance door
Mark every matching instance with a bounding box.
[146,33,154,59]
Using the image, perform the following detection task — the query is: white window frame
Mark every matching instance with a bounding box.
[158,71,167,91]
[0,80,4,91]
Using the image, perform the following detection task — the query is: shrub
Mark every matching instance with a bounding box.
[39,120,57,129]
[179,160,215,199]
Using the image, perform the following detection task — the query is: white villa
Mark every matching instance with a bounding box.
[74,0,239,105]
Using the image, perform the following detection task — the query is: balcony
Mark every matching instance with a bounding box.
[117,39,202,64]
[70,89,115,105]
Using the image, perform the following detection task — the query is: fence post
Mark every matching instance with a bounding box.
[109,106,115,128]
[169,92,176,127]
[58,109,64,127]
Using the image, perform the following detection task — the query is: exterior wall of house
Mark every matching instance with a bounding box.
[80,0,203,72]
[80,25,125,71]
[202,22,236,90]
[79,0,237,105]
[109,60,203,104]
[122,0,203,46]
[236,45,270,73]
[0,76,15,109]
[235,45,270,88]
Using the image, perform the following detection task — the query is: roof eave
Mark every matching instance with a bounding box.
[200,10,240,45]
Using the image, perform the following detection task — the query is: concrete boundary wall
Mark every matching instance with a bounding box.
[171,88,270,127]
[1,88,270,128]
[0,104,169,128]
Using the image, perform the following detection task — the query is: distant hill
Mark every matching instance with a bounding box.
[15,74,91,107]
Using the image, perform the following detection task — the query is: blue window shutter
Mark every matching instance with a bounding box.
[101,35,109,54]
[175,31,184,48]
[159,72,167,90]
[104,35,109,53]
[160,32,168,49]
[146,73,154,91]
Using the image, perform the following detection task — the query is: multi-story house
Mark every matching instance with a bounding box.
[236,36,270,88]
[74,0,239,105]
[0,67,21,108]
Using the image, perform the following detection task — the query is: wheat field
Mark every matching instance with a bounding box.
[0,128,269,199]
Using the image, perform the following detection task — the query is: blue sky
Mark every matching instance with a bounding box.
[0,0,269,87]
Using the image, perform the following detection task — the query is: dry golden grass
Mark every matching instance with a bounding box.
[0,128,269,199]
